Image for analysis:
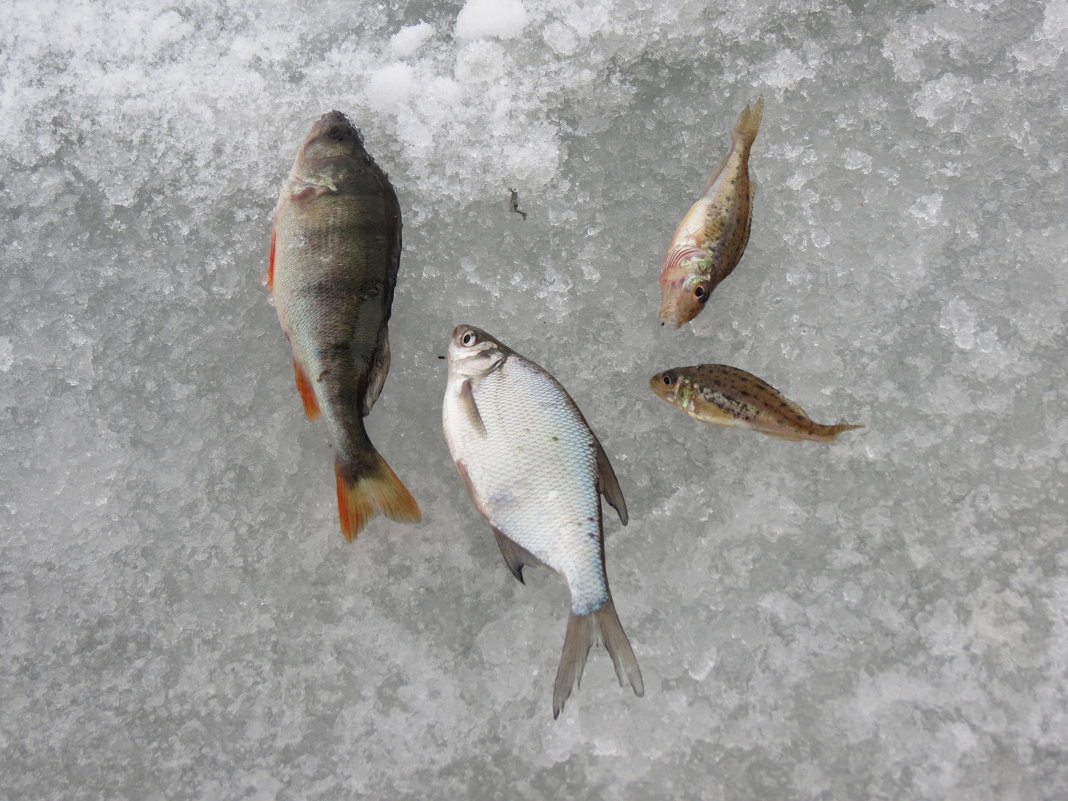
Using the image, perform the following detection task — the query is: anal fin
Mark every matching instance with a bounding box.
[293,360,320,420]
[492,526,543,584]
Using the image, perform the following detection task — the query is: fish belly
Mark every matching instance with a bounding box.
[454,363,609,614]
[274,193,395,456]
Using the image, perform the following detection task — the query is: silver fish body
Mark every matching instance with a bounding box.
[442,325,643,718]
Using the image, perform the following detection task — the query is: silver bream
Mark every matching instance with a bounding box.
[442,325,643,718]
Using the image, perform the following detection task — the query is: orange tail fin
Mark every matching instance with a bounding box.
[334,452,421,541]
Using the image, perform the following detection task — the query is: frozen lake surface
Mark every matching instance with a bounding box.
[2,0,1066,798]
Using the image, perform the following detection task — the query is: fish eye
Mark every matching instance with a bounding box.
[461,330,478,347]
[694,285,709,303]
[662,373,675,386]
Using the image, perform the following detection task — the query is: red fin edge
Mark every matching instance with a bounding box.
[293,360,320,420]
[266,228,276,289]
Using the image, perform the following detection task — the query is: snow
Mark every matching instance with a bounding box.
[455,0,529,41]
[1,0,1066,799]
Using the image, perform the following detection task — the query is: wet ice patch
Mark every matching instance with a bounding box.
[0,337,13,372]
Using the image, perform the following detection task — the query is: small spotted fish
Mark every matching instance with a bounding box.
[659,98,764,328]
[650,364,863,443]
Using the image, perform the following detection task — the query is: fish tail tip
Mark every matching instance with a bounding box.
[594,600,644,696]
[552,600,643,718]
[334,453,421,540]
[826,421,864,441]
[734,97,764,143]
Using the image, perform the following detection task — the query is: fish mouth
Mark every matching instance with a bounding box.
[308,110,363,147]
[657,305,686,329]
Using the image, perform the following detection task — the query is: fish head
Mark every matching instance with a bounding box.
[649,369,683,404]
[658,252,713,328]
[298,110,366,164]
[447,324,508,379]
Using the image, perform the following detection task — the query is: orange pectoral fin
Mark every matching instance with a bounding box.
[293,360,320,420]
[264,228,276,289]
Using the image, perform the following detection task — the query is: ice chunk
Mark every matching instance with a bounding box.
[940,298,978,351]
[390,22,434,57]
[455,0,529,41]
[365,63,415,113]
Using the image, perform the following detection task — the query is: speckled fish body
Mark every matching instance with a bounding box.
[269,111,420,541]
[442,325,643,718]
[650,364,863,443]
[659,99,764,328]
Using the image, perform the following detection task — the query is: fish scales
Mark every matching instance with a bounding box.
[458,357,607,612]
[443,325,642,718]
[270,111,420,540]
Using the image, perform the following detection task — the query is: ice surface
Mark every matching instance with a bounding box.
[1,0,1066,799]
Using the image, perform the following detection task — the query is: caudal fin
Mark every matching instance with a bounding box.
[813,421,864,443]
[334,452,421,542]
[733,96,764,147]
[552,598,644,719]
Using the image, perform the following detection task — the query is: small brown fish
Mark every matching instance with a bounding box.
[650,364,863,443]
[269,111,421,540]
[659,98,764,328]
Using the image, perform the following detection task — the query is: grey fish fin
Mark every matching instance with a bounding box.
[703,153,731,193]
[595,442,628,526]
[361,329,391,415]
[552,598,643,719]
[733,97,764,145]
[491,526,542,584]
[459,379,487,436]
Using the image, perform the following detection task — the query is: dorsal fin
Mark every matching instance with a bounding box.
[595,441,628,526]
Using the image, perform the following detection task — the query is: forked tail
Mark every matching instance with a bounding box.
[552,598,644,719]
[335,450,421,542]
[733,96,764,148]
